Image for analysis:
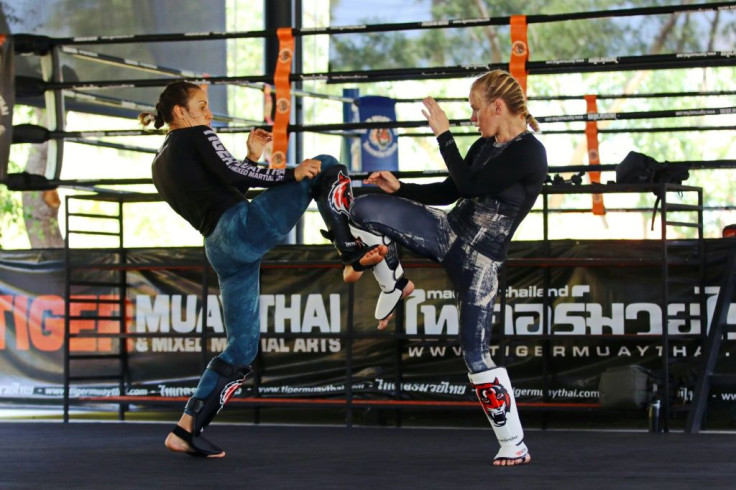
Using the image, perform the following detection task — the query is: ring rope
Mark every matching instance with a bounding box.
[66,138,158,154]
[39,51,736,90]
[401,126,736,137]
[394,90,736,103]
[24,2,732,48]
[59,45,353,104]
[11,159,736,192]
[276,106,736,133]
[37,106,733,140]
[63,90,262,126]
[48,126,736,145]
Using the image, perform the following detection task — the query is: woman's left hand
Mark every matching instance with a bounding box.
[294,158,322,182]
[421,97,450,136]
[246,128,272,161]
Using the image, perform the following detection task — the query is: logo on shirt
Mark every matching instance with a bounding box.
[204,129,239,165]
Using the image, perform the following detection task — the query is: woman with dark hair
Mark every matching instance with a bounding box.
[140,81,385,458]
[348,70,548,466]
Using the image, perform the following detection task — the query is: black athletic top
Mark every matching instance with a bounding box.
[394,130,548,260]
[151,126,295,236]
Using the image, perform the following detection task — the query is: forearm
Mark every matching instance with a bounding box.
[197,129,295,186]
[394,179,458,205]
[437,131,479,194]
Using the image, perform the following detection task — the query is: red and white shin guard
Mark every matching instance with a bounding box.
[349,225,408,320]
[469,367,529,461]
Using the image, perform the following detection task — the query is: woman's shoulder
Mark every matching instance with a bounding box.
[505,132,548,172]
[167,126,216,148]
[169,125,212,135]
[467,136,490,154]
[515,131,547,155]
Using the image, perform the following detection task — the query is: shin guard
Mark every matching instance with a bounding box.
[185,357,250,435]
[315,165,363,262]
[349,225,409,320]
[469,367,528,461]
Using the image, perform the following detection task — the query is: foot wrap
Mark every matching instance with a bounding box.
[186,357,250,435]
[171,425,223,458]
[469,367,529,463]
[349,225,409,319]
[319,228,379,271]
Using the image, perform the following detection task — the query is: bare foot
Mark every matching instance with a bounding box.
[377,280,415,330]
[359,244,388,267]
[342,245,388,283]
[165,414,225,458]
[492,453,531,466]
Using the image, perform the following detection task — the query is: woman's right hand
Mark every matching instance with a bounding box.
[246,128,272,161]
[294,158,322,182]
[363,171,400,194]
[421,96,450,136]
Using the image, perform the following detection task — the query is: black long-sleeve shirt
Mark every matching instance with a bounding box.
[394,130,548,260]
[151,126,295,236]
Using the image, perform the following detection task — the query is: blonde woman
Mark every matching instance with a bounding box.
[350,70,547,466]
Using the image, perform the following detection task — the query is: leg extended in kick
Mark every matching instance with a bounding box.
[165,357,251,458]
[349,194,456,329]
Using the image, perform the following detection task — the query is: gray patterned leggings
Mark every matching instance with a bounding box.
[351,194,501,373]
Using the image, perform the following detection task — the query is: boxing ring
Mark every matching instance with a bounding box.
[2,1,736,480]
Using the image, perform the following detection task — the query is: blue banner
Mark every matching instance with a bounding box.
[358,96,399,173]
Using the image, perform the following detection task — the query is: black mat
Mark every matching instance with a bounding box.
[1,422,734,489]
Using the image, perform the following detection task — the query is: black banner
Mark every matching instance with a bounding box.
[1,241,735,412]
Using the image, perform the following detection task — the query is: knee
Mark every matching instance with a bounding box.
[315,156,347,184]
[350,196,368,226]
[308,156,347,198]
[350,195,386,227]
[313,154,341,170]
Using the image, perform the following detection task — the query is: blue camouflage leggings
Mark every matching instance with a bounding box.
[351,193,501,373]
[191,154,341,400]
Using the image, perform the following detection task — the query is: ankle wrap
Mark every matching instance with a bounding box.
[350,225,408,319]
[186,357,250,435]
